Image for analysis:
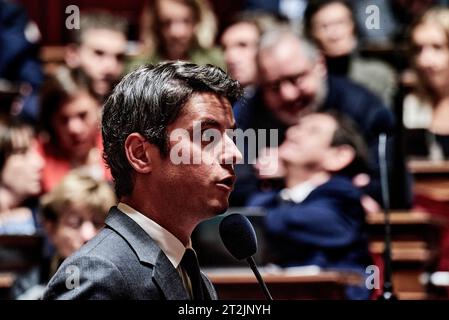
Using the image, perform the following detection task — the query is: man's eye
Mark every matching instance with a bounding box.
[202,130,216,145]
[66,217,82,228]
[94,50,105,57]
[78,112,88,121]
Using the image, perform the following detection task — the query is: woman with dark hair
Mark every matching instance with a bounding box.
[37,67,110,193]
[0,115,43,234]
[304,0,397,107]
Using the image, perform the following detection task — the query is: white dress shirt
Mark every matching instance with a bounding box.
[279,180,319,204]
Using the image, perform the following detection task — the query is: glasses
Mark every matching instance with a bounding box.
[263,68,313,94]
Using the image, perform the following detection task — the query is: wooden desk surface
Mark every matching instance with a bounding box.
[414,180,449,202]
[206,268,362,285]
[407,160,449,201]
[408,160,449,174]
[367,211,448,226]
[205,268,363,300]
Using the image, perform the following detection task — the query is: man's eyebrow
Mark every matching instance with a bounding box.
[199,119,221,128]
[193,118,237,130]
[198,118,222,128]
[204,119,238,130]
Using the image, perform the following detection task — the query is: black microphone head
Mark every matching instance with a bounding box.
[219,213,258,260]
[370,107,396,135]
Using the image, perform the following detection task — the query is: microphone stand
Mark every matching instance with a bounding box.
[246,256,273,300]
[378,133,397,300]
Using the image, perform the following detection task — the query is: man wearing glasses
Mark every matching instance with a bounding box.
[231,26,408,211]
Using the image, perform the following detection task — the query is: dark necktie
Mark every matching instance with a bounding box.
[181,249,205,300]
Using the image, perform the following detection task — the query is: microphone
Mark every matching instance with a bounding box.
[373,108,397,300]
[219,213,273,300]
[370,107,395,136]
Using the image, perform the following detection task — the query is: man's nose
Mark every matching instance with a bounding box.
[30,147,45,171]
[417,47,435,69]
[279,81,300,102]
[225,47,238,65]
[67,118,84,135]
[169,22,188,38]
[220,134,243,165]
[102,55,120,75]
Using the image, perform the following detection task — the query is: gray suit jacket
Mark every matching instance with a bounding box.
[42,207,217,300]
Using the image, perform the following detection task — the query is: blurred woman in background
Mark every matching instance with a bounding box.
[128,0,224,70]
[0,115,43,234]
[405,7,449,275]
[304,0,397,107]
[404,7,449,160]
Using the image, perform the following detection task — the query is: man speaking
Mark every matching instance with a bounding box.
[43,62,243,300]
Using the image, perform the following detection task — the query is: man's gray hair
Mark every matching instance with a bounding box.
[258,26,320,63]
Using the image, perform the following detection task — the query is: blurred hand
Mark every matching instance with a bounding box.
[352,173,381,214]
[352,173,371,188]
[254,147,286,179]
[361,195,381,215]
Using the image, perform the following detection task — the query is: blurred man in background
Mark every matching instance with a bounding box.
[65,11,128,102]
[232,27,407,210]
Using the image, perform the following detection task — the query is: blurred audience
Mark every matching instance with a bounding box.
[0,0,43,123]
[248,111,372,299]
[10,170,116,300]
[390,0,437,44]
[304,0,397,107]
[0,115,43,234]
[220,11,287,118]
[2,0,449,301]
[244,0,308,30]
[65,11,128,102]
[232,26,399,209]
[349,0,396,47]
[129,0,224,69]
[403,7,449,160]
[37,67,110,193]
[350,0,439,47]
[221,12,262,91]
[221,11,287,91]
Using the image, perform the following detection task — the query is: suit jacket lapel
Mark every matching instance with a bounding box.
[105,207,158,265]
[105,207,188,300]
[153,251,189,300]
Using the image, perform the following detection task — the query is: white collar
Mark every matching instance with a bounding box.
[117,202,191,269]
[279,180,318,204]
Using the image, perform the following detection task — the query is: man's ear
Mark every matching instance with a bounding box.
[65,44,81,68]
[322,145,355,172]
[124,133,153,174]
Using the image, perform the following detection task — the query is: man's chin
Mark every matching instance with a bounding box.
[208,198,229,217]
